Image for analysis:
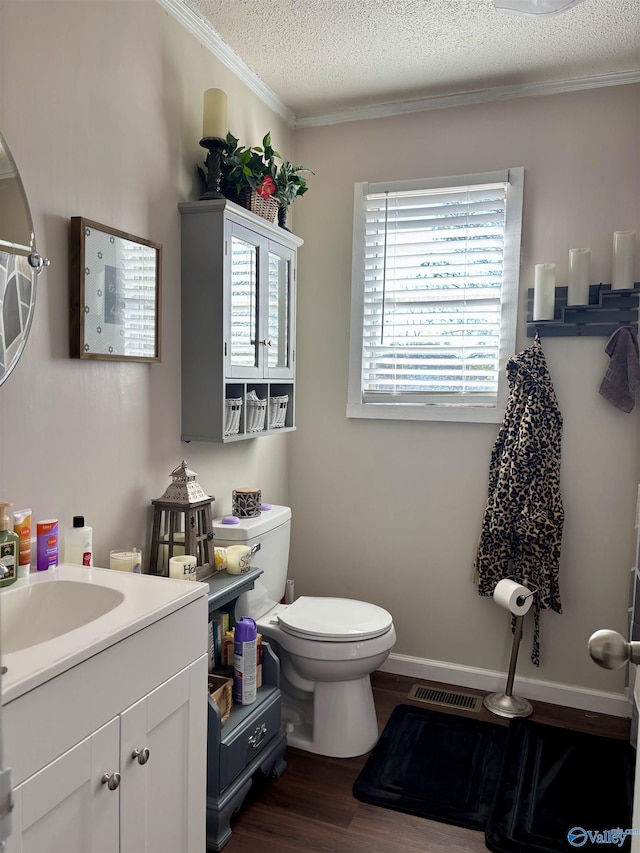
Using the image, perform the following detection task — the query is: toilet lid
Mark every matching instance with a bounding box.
[277,596,393,641]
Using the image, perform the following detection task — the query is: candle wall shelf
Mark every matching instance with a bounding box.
[527,283,640,338]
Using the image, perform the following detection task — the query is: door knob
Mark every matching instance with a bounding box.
[588,629,640,669]
[101,771,121,790]
[132,747,150,765]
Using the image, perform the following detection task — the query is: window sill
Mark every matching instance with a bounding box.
[346,401,505,424]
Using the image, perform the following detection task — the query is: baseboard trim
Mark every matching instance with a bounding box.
[380,653,631,718]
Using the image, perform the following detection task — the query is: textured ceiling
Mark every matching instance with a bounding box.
[183,0,639,119]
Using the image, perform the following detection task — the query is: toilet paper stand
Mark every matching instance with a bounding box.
[483,583,537,719]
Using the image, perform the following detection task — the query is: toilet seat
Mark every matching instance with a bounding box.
[277,596,393,642]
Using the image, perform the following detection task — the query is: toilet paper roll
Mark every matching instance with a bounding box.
[493,578,533,616]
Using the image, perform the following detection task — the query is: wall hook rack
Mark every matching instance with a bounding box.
[527,283,639,338]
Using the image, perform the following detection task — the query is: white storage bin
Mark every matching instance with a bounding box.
[268,395,288,429]
[224,398,242,436]
[246,393,266,433]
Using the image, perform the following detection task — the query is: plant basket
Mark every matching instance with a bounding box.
[232,188,278,222]
[208,674,233,725]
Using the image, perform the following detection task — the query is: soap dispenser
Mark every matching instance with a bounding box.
[0,502,20,588]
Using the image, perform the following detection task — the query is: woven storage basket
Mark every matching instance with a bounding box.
[246,395,267,433]
[235,188,278,222]
[268,395,288,429]
[224,397,242,436]
[208,674,233,725]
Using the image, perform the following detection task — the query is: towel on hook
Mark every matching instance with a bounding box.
[599,326,640,413]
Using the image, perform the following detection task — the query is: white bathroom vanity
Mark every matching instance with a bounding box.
[1,564,208,853]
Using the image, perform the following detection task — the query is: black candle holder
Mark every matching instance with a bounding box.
[199,136,228,200]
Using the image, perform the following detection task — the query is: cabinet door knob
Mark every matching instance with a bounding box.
[132,747,150,765]
[101,771,121,790]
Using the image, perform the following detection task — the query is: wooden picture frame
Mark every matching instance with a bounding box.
[69,217,162,362]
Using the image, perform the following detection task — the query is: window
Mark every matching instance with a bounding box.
[347,168,523,423]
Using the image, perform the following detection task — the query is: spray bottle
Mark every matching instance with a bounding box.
[0,502,20,588]
[233,617,257,705]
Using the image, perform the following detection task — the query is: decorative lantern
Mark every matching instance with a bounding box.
[149,461,215,579]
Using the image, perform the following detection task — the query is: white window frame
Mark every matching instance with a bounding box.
[347,167,524,424]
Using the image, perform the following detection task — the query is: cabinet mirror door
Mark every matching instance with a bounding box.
[229,230,259,374]
[266,243,295,378]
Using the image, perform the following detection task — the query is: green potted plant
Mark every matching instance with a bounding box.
[220,132,278,198]
[198,132,313,227]
[198,132,280,220]
[274,160,314,229]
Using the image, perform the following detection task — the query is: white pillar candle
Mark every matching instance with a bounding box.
[612,230,636,290]
[169,554,198,581]
[109,548,142,573]
[567,248,591,305]
[533,264,556,321]
[202,88,227,139]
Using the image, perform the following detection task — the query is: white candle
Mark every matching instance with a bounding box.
[612,230,636,290]
[109,548,142,573]
[225,545,252,575]
[533,264,556,321]
[169,554,198,581]
[202,88,227,139]
[567,248,591,306]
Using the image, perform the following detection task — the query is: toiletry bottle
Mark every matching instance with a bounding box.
[64,515,93,566]
[37,519,59,571]
[0,502,20,588]
[233,617,257,705]
[13,507,32,577]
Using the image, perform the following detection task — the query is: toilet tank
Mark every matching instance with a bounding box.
[210,505,291,620]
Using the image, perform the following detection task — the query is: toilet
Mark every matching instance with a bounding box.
[211,505,396,758]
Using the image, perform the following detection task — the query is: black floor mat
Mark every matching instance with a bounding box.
[486,717,635,853]
[352,704,508,830]
[353,705,635,850]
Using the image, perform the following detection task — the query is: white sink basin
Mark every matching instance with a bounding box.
[1,580,125,654]
[1,563,208,703]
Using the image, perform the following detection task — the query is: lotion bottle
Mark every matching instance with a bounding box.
[0,502,20,588]
[64,515,93,566]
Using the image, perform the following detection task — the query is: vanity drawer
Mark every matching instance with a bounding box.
[219,689,281,790]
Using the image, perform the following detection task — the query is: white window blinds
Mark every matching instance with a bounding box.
[348,169,523,423]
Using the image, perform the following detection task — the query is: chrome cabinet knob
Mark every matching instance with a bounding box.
[132,747,150,765]
[101,771,121,790]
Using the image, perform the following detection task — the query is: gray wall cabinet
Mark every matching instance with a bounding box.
[179,199,303,442]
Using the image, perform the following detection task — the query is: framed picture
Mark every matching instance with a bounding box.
[69,217,162,361]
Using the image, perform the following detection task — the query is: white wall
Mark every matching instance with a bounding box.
[290,85,640,696]
[0,0,295,569]
[1,0,638,703]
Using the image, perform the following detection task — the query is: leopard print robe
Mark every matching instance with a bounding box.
[474,335,563,666]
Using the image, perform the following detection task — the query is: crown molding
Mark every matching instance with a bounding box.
[295,69,640,128]
[156,0,296,128]
[157,1,639,132]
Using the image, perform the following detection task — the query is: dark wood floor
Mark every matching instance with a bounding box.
[225,671,631,852]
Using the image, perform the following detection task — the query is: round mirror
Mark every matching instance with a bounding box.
[0,132,48,387]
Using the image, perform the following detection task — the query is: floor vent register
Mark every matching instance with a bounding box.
[407,684,483,712]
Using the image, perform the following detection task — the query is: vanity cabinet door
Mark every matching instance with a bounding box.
[119,654,207,853]
[6,717,119,853]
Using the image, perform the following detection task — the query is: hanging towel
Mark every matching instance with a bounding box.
[599,326,640,413]
[474,335,563,667]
